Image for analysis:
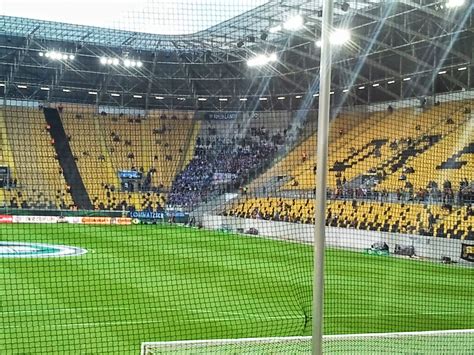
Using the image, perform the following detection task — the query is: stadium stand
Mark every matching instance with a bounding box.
[60,108,199,210]
[1,106,73,209]
[226,197,473,240]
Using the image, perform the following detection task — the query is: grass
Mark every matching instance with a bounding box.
[0,223,473,354]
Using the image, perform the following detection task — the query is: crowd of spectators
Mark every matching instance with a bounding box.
[168,126,284,207]
[326,177,474,205]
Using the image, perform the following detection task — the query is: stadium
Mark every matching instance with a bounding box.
[0,0,473,353]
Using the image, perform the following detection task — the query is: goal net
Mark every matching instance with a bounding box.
[1,0,473,354]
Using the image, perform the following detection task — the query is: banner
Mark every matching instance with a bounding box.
[118,170,142,179]
[111,217,132,225]
[81,217,112,225]
[204,112,239,120]
[0,215,13,224]
[13,215,58,224]
[461,243,474,262]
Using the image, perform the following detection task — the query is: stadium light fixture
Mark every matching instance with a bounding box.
[403,77,411,81]
[123,59,131,67]
[39,52,44,57]
[40,87,50,91]
[331,29,351,45]
[100,57,108,65]
[133,95,142,99]
[247,53,278,67]
[219,98,228,102]
[239,98,248,101]
[88,91,97,95]
[387,80,396,84]
[445,0,465,8]
[0,83,5,87]
[316,28,351,47]
[269,25,282,33]
[62,89,71,92]
[330,91,335,95]
[372,83,380,87]
[277,96,285,100]
[112,58,120,65]
[358,86,365,90]
[68,54,75,60]
[438,70,447,75]
[342,89,349,93]
[259,97,268,101]
[197,98,207,101]
[155,96,164,100]
[177,97,186,101]
[111,93,120,97]
[283,15,304,31]
[295,95,302,99]
[458,66,467,71]
[136,61,143,67]
[17,85,27,89]
[313,93,319,97]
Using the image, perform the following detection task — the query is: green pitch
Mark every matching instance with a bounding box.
[0,224,473,354]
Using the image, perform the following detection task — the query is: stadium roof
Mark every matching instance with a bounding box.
[0,0,472,110]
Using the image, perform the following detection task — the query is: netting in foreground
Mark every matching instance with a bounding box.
[141,329,474,354]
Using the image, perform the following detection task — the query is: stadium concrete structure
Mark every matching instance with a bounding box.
[0,0,473,354]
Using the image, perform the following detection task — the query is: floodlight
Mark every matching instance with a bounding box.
[247,53,277,67]
[112,58,119,65]
[239,98,248,101]
[61,54,68,60]
[68,54,75,60]
[277,96,285,100]
[40,87,50,91]
[133,95,142,98]
[219,98,228,101]
[458,67,467,71]
[403,77,411,81]
[388,80,396,84]
[198,98,207,101]
[111,93,120,97]
[130,61,137,67]
[100,57,107,64]
[446,0,464,8]
[330,91,334,95]
[295,95,302,99]
[342,89,349,93]
[0,83,5,87]
[45,52,51,58]
[358,86,365,90]
[17,85,27,89]
[313,93,319,97]
[39,52,44,57]
[155,96,164,100]
[331,29,351,45]
[62,89,71,92]
[123,59,131,67]
[88,91,97,95]
[259,97,267,101]
[283,15,304,31]
[136,61,143,67]
[438,70,447,75]
[269,25,282,33]
[372,83,380,87]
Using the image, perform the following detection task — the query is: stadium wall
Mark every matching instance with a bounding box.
[202,215,474,265]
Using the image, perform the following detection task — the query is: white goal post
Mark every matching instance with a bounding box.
[141,329,474,354]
